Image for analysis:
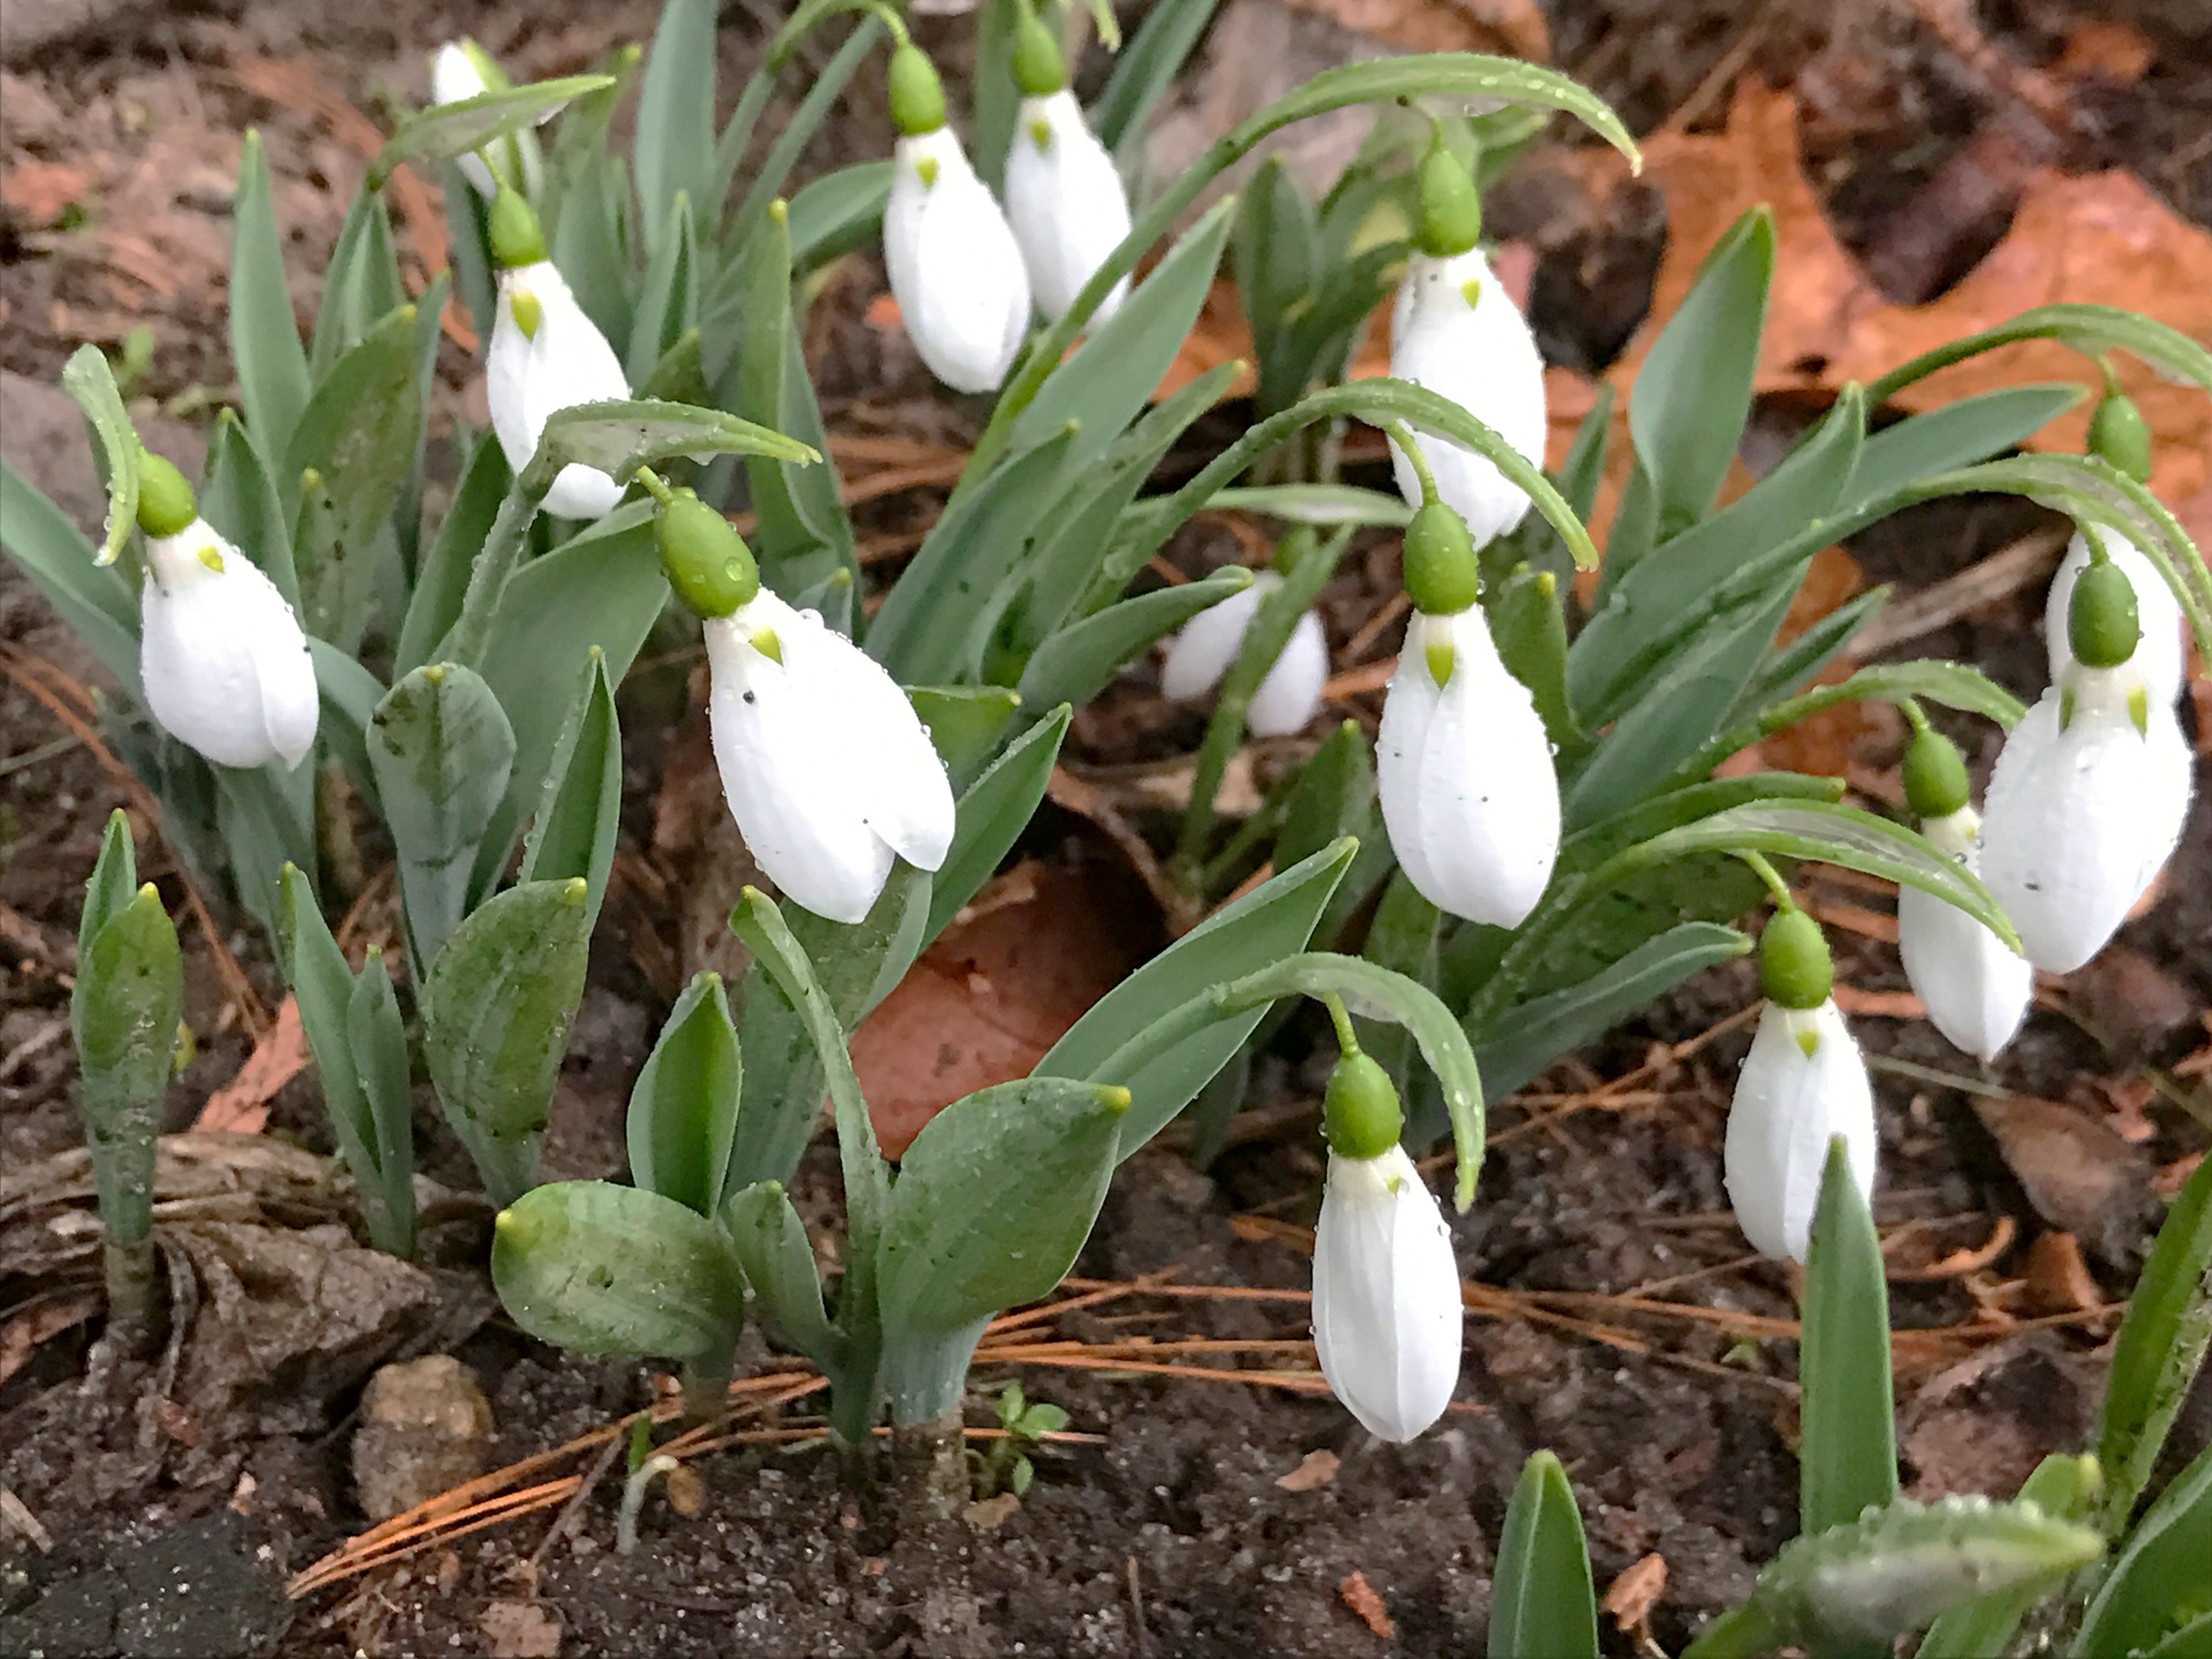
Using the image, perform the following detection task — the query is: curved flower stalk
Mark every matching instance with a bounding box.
[1001,4,1131,328]
[1376,490,1559,926]
[1893,716,2031,1063]
[1310,998,1462,1442]
[2044,531,2186,706]
[1385,141,1546,547]
[133,454,317,771]
[647,472,953,924]
[1982,556,2194,974]
[1160,572,1329,737]
[484,188,628,521]
[1725,899,1877,1263]
[882,37,1031,392]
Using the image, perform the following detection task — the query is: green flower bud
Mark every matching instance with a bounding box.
[1323,1049,1403,1161]
[1402,499,1481,616]
[134,453,198,538]
[1759,907,1832,1011]
[888,43,948,138]
[1900,726,1971,822]
[1012,5,1066,97]
[655,493,760,619]
[2087,388,2152,484]
[2068,555,2141,669]
[488,185,547,270]
[1415,142,1482,260]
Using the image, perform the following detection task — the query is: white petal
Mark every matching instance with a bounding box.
[1002,90,1132,327]
[885,129,1032,393]
[705,615,893,924]
[761,592,957,874]
[1160,578,1265,702]
[1386,250,1548,547]
[2044,531,2187,707]
[1980,675,2194,974]
[139,521,319,771]
[1247,609,1330,737]
[431,43,487,105]
[1896,815,2031,1063]
[1312,1146,1463,1442]
[1724,1001,1877,1262]
[487,262,629,520]
[1376,608,1558,926]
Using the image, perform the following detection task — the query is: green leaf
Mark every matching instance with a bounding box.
[722,1180,833,1365]
[372,75,615,183]
[1473,922,1749,1100]
[59,345,141,567]
[1037,840,1355,1159]
[1914,1453,2100,1659]
[491,1180,743,1360]
[213,758,316,931]
[2097,1152,2212,1532]
[1232,157,1317,359]
[71,884,182,1253]
[1627,206,1772,537]
[367,662,517,972]
[1736,585,1891,715]
[422,878,592,1206]
[1518,382,1612,584]
[1020,569,1252,713]
[343,949,416,1257]
[79,810,138,952]
[1203,484,1414,529]
[728,17,881,239]
[548,152,633,351]
[1681,660,2025,789]
[310,185,406,374]
[1801,1137,1899,1540]
[200,412,300,609]
[534,398,817,484]
[972,0,1020,192]
[396,433,510,675]
[1490,1451,1599,1659]
[1682,1497,2101,1658]
[926,706,1071,942]
[1093,0,1222,153]
[2081,1439,2212,1659]
[2135,1608,2212,1659]
[909,685,1023,789]
[1276,721,1376,877]
[0,461,141,695]
[634,0,717,250]
[516,646,622,923]
[229,131,311,465]
[1864,301,2212,410]
[1486,565,1578,750]
[306,639,387,817]
[627,972,743,1218]
[1842,383,2084,513]
[626,196,699,389]
[786,161,890,270]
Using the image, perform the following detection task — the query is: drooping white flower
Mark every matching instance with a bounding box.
[487,259,629,521]
[1979,664,2193,974]
[703,590,955,924]
[431,44,497,198]
[1896,808,2032,1063]
[1725,999,1877,1262]
[1159,573,1329,737]
[1387,248,1548,548]
[884,126,1031,394]
[1003,89,1131,328]
[1376,604,1558,926]
[2045,531,2186,706]
[139,518,317,771]
[1312,1143,1463,1442]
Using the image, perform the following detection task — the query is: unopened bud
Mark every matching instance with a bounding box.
[135,453,198,538]
[888,43,947,138]
[1401,499,1480,616]
[1900,726,1971,822]
[1323,1048,1403,1161]
[1415,142,1482,260]
[1759,907,1832,1011]
[2087,387,2152,484]
[2067,555,2141,670]
[1012,4,1066,97]
[654,493,760,619]
[488,185,546,270]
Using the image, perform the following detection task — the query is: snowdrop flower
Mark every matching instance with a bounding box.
[1160,571,1329,737]
[1981,558,2192,973]
[1893,719,2031,1063]
[649,476,954,924]
[2044,531,2185,706]
[1386,142,1546,548]
[485,188,628,521]
[1725,907,1877,1263]
[1001,7,1131,328]
[1310,1010,1461,1442]
[882,41,1031,393]
[1376,499,1558,926]
[431,44,497,198]
[133,454,317,771]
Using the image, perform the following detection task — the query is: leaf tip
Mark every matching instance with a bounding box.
[1097,1085,1133,1115]
[562,877,589,903]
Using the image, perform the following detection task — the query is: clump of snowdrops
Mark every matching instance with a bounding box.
[10,0,2212,1633]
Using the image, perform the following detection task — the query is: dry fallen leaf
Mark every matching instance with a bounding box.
[1339,1569,1396,1639]
[1971,1096,2154,1260]
[1601,1551,1668,1634]
[193,994,309,1134]
[478,1600,562,1659]
[1277,0,1547,59]
[2022,1231,2105,1315]
[0,1296,97,1388]
[1276,1449,1342,1491]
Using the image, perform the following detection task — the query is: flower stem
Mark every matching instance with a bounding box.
[1736,851,1797,910]
[1383,419,1438,506]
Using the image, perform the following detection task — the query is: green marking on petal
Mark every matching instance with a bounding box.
[1797,1027,1820,1059]
[510,290,541,340]
[749,625,783,664]
[1029,116,1052,150]
[1425,638,1456,690]
[915,156,939,189]
[2059,687,2076,732]
[1460,278,1483,309]
[196,544,225,574]
[2128,684,2149,737]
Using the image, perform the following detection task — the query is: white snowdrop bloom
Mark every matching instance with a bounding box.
[703,590,955,925]
[1725,999,1877,1262]
[2045,531,2187,706]
[487,260,629,520]
[1896,808,2032,1063]
[431,44,497,198]
[1376,605,1558,926]
[1312,1144,1463,1442]
[139,518,317,771]
[1979,665,2194,974]
[1158,573,1329,737]
[884,127,1031,394]
[1387,248,1548,548]
[1003,89,1131,328]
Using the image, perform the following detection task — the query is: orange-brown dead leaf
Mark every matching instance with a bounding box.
[193,996,309,1135]
[1339,1569,1396,1639]
[1,161,92,225]
[1601,1552,1668,1634]
[1277,0,1547,59]
[2022,1231,2104,1315]
[1276,1449,1341,1491]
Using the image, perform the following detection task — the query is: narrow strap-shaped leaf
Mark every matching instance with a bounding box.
[1864,301,2212,408]
[624,195,698,389]
[71,884,182,1255]
[230,131,311,467]
[2079,1439,2212,1658]
[370,74,615,184]
[722,1180,834,1366]
[59,345,140,566]
[925,706,1071,942]
[0,462,141,692]
[626,971,743,1218]
[1800,1137,1899,1539]
[1093,0,1222,154]
[395,433,510,675]
[1021,566,1253,713]
[633,0,717,248]
[516,646,622,925]
[728,18,881,238]
[199,411,300,609]
[1840,382,2084,513]
[344,949,417,1257]
[307,638,387,817]
[2096,1152,2212,1532]
[1489,1451,1599,1659]
[1914,1453,2100,1659]
[1203,484,1413,528]
[1676,659,2025,787]
[79,809,138,952]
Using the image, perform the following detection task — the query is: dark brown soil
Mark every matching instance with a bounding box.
[3,0,2210,1654]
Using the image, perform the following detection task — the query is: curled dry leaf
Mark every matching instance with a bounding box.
[478,1600,562,1659]
[1276,1448,1342,1491]
[1339,1568,1396,1639]
[1970,1095,2155,1263]
[1601,1551,1668,1634]
[193,995,310,1134]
